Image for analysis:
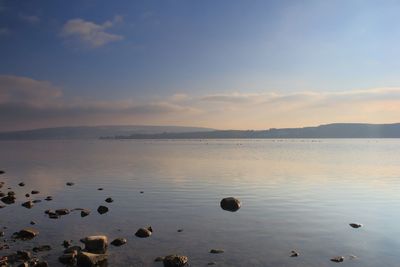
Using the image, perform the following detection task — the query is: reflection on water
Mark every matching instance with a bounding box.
[1,139,400,266]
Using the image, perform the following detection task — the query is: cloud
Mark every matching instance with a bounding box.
[1,74,400,131]
[61,16,124,47]
[19,14,40,24]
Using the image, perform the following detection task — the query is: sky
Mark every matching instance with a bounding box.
[1,0,400,131]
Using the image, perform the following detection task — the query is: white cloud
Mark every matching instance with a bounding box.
[61,16,124,47]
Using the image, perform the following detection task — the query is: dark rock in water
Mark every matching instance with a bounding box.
[17,250,32,260]
[97,188,103,191]
[331,256,344,262]
[21,201,34,209]
[140,191,144,194]
[35,261,49,267]
[25,194,30,197]
[81,209,91,217]
[290,250,300,257]
[210,249,224,254]
[18,182,25,187]
[32,245,52,252]
[77,251,107,267]
[111,238,127,246]
[0,192,4,197]
[14,228,39,240]
[135,226,153,238]
[45,210,60,219]
[349,223,362,229]
[44,196,52,201]
[80,235,108,254]
[177,229,183,233]
[97,206,108,214]
[59,251,77,265]
[1,195,16,204]
[0,205,5,209]
[63,240,72,248]
[7,191,15,196]
[163,255,188,267]
[64,246,82,254]
[0,170,4,175]
[154,257,165,262]
[55,209,70,216]
[30,221,36,225]
[105,197,113,203]
[32,199,41,203]
[220,197,241,212]
[66,182,75,186]
[31,190,39,195]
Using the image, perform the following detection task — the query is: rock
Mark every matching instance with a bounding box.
[77,252,107,267]
[177,229,183,232]
[97,206,108,214]
[32,199,41,203]
[48,212,60,219]
[0,192,4,197]
[21,201,34,209]
[31,190,39,194]
[210,249,224,254]
[17,250,31,260]
[35,261,49,267]
[0,205,5,209]
[18,182,25,187]
[25,194,30,197]
[59,251,77,265]
[30,221,36,225]
[81,209,91,217]
[1,195,16,204]
[0,170,4,175]
[135,226,153,238]
[97,188,103,191]
[63,240,72,248]
[64,246,82,254]
[14,228,39,240]
[111,238,127,246]
[154,257,165,262]
[349,223,362,229]
[66,182,75,186]
[56,209,70,216]
[32,245,52,252]
[18,262,29,267]
[331,256,344,263]
[290,250,299,257]
[80,235,108,254]
[44,196,52,201]
[140,191,144,194]
[163,255,188,267]
[220,197,241,212]
[105,197,113,203]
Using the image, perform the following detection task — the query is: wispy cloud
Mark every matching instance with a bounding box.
[19,14,40,24]
[1,74,400,131]
[61,15,124,48]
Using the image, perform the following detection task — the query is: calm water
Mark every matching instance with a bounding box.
[1,139,400,266]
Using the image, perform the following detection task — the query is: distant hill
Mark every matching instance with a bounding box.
[0,125,214,140]
[106,123,400,139]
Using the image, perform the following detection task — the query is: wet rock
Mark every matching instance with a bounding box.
[30,221,36,225]
[349,223,362,229]
[331,256,344,263]
[21,201,34,209]
[105,197,113,203]
[210,249,224,254]
[32,245,52,252]
[25,194,30,198]
[17,250,31,261]
[177,229,183,233]
[59,251,77,265]
[64,246,82,254]
[0,192,4,197]
[290,250,299,257]
[35,261,49,267]
[55,209,70,216]
[77,252,107,267]
[18,182,25,187]
[135,226,152,238]
[97,188,103,191]
[31,190,39,195]
[14,228,39,240]
[66,182,75,186]
[63,240,72,248]
[0,171,4,175]
[111,238,127,246]
[220,197,241,212]
[154,257,165,262]
[80,235,108,254]
[163,255,188,267]
[44,196,52,201]
[140,191,144,194]
[97,206,108,215]
[1,195,16,204]
[81,209,91,217]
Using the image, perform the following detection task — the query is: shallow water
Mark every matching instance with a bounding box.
[1,139,400,266]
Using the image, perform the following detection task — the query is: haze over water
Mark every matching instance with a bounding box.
[1,139,400,266]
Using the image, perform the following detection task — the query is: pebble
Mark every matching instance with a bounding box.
[97,206,109,214]
[220,197,241,212]
[135,226,153,238]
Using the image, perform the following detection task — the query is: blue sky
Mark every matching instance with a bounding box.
[1,0,400,130]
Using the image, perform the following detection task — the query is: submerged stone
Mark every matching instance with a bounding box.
[163,255,188,267]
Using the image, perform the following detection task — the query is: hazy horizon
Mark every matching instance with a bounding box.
[2,1,400,131]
